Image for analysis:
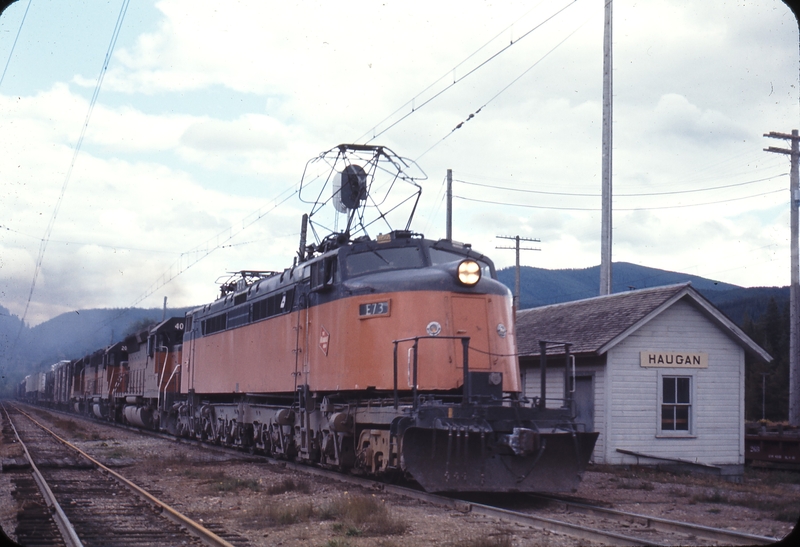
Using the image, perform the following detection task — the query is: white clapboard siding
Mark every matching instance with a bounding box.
[522,365,606,461]
[605,299,744,465]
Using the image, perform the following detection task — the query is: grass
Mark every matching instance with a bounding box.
[52,417,88,436]
[321,494,408,537]
[267,501,315,525]
[105,448,132,459]
[617,479,655,491]
[265,477,311,495]
[761,470,800,486]
[449,533,514,547]
[594,464,800,524]
[242,499,315,527]
[691,488,799,522]
[208,476,260,493]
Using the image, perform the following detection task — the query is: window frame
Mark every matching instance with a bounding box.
[656,371,696,438]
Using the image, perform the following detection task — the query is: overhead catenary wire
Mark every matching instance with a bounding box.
[357,0,579,145]
[454,173,789,197]
[9,0,132,357]
[0,225,183,254]
[0,0,31,89]
[415,10,597,163]
[454,187,786,211]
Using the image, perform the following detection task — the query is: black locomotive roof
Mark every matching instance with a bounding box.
[187,232,501,320]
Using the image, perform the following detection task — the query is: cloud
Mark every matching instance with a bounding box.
[1,0,797,326]
[651,93,750,143]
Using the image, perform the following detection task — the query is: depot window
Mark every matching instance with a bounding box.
[661,376,691,432]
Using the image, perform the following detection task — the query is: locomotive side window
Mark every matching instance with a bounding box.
[202,313,227,335]
[252,289,295,322]
[345,247,424,277]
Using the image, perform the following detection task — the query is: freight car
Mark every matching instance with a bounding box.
[18,144,598,493]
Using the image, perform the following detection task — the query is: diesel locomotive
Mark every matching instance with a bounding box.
[20,144,598,493]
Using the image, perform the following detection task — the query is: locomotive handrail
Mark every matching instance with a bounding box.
[391,335,470,410]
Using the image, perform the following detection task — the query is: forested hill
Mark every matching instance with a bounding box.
[496,262,788,326]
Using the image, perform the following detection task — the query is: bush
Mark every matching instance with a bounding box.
[321,494,408,536]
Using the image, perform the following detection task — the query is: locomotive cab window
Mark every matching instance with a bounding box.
[311,256,337,291]
[344,246,424,277]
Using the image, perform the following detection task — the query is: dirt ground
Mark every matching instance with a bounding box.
[1,409,798,546]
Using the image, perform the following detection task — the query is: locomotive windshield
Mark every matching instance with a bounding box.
[344,246,425,277]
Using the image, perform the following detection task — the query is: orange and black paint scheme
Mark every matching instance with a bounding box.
[169,231,598,492]
[19,145,598,493]
[21,231,598,493]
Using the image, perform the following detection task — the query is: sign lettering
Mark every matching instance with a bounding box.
[640,351,708,368]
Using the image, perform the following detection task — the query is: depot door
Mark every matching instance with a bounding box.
[570,375,594,433]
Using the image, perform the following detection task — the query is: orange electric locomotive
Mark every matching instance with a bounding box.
[18,145,598,492]
[164,144,598,492]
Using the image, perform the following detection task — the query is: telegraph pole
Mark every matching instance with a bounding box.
[496,235,540,311]
[599,0,614,296]
[446,169,453,241]
[764,129,800,426]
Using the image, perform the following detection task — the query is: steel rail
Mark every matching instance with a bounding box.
[1,402,84,547]
[529,493,779,546]
[9,404,235,547]
[13,403,783,546]
[265,458,661,546]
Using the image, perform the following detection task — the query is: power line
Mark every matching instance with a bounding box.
[454,173,789,197]
[454,187,786,211]
[0,0,31,89]
[127,188,299,308]
[0,225,183,254]
[415,13,590,162]
[357,0,579,145]
[11,0,131,353]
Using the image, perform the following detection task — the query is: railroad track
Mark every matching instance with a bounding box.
[1,403,246,547]
[6,404,784,546]
[525,493,780,546]
[283,463,781,546]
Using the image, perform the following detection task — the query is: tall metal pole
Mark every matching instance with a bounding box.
[600,0,613,296]
[764,130,800,426]
[446,169,453,241]
[515,236,521,305]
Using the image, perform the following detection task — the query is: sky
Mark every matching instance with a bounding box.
[0,0,798,327]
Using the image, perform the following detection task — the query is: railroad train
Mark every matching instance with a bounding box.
[18,144,598,493]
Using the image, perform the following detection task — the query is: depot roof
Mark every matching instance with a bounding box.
[515,282,771,363]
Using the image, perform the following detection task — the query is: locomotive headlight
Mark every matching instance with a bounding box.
[457,259,481,286]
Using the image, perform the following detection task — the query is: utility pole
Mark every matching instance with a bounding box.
[599,0,614,296]
[496,235,540,311]
[764,129,800,426]
[446,169,453,241]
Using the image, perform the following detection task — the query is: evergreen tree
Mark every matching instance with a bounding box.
[742,297,790,421]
